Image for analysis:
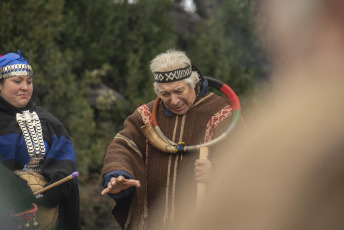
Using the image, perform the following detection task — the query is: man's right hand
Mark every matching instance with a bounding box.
[101,175,140,196]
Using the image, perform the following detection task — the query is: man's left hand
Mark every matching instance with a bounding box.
[194,159,212,183]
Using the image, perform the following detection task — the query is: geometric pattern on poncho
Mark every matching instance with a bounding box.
[204,105,232,143]
[137,104,152,125]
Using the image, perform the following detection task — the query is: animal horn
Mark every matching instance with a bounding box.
[141,123,177,154]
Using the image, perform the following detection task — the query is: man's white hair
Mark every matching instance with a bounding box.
[150,49,199,96]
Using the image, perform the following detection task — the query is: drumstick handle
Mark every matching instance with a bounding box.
[197,147,208,207]
[33,171,79,196]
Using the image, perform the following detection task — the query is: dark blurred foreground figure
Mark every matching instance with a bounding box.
[168,1,344,230]
[101,49,240,229]
[0,51,80,230]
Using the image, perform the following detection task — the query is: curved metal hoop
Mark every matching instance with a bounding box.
[141,77,241,153]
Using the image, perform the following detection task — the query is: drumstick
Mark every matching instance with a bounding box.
[33,171,79,196]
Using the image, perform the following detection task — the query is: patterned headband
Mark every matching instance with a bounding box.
[0,64,33,80]
[154,65,192,83]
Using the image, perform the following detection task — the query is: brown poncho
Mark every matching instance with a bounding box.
[102,92,232,230]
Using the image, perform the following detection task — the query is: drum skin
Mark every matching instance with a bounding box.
[15,170,59,230]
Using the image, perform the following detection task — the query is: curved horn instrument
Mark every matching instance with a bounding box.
[142,77,241,153]
[141,124,177,154]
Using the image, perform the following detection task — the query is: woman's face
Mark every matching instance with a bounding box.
[0,75,33,108]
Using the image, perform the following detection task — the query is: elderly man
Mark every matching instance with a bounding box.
[101,49,234,230]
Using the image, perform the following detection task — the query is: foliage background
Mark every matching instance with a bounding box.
[0,0,266,229]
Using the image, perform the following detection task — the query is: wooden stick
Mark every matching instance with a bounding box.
[197,147,208,207]
[33,171,79,196]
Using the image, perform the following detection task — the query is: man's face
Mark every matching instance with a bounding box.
[158,80,196,115]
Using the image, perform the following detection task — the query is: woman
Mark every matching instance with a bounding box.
[0,51,80,230]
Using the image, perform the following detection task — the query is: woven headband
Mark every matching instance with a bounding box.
[154,65,192,83]
[0,64,33,80]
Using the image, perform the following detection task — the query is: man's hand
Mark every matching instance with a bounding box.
[194,159,212,183]
[101,176,140,196]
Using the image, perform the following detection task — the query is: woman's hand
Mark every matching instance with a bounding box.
[101,176,140,196]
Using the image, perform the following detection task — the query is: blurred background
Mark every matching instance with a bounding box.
[0,0,267,229]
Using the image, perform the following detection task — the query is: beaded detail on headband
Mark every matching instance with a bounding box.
[154,65,192,83]
[0,64,33,79]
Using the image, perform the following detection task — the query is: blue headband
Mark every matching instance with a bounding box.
[0,50,33,80]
